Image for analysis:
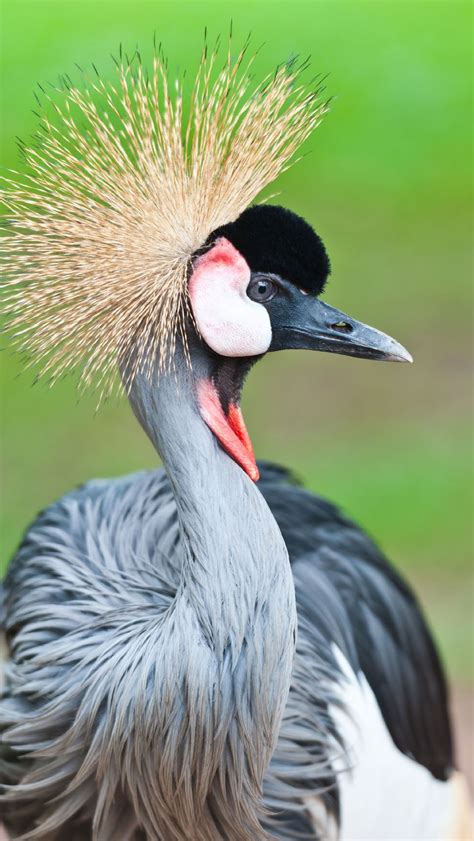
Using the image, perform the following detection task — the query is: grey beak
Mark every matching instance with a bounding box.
[270,298,413,363]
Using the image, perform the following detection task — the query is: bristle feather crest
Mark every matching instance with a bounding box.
[1,38,329,397]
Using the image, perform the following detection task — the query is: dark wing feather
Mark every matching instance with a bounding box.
[257,461,454,782]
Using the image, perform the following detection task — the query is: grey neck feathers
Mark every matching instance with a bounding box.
[126,342,297,841]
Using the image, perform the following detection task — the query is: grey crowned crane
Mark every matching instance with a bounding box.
[0,41,471,841]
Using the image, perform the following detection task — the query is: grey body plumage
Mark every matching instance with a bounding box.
[2,347,298,840]
[1,340,452,839]
[1,465,340,840]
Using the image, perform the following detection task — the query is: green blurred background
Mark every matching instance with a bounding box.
[1,0,472,704]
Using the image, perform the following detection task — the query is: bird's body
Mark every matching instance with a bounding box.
[1,40,471,841]
[1,459,466,839]
[0,346,467,840]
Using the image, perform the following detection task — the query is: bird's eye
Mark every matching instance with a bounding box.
[247,275,277,303]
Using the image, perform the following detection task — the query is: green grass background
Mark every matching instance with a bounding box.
[1,1,472,681]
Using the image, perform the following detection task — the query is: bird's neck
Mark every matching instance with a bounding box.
[126,348,296,840]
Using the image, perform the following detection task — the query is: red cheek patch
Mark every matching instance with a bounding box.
[197,379,259,482]
[192,237,248,274]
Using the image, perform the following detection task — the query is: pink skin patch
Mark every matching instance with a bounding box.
[190,237,270,481]
[189,238,272,357]
[197,379,259,482]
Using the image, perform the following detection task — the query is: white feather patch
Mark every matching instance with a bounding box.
[189,238,272,357]
[323,646,458,840]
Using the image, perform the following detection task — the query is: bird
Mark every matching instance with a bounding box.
[0,39,471,841]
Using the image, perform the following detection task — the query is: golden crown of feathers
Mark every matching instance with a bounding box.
[1,37,329,398]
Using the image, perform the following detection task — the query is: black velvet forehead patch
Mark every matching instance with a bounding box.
[210,204,330,295]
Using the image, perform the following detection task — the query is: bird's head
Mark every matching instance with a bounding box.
[187,203,412,481]
[2,40,412,466]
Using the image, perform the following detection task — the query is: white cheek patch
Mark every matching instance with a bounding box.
[189,237,272,357]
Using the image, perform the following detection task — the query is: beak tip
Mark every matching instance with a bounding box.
[393,345,413,364]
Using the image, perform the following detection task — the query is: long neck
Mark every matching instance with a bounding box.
[126,346,297,841]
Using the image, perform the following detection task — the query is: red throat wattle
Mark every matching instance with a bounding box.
[197,379,259,482]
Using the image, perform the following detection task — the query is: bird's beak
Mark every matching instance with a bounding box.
[270,298,413,363]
